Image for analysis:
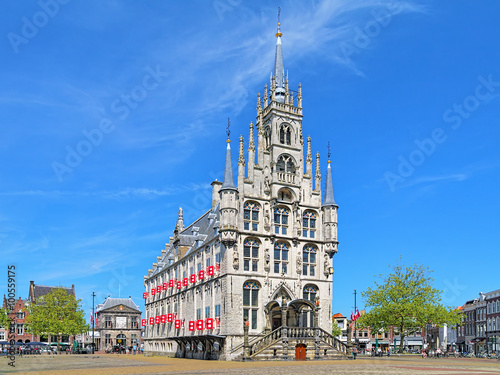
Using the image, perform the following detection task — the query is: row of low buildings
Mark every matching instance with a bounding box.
[332,289,500,355]
[1,281,144,352]
[1,281,76,344]
[456,289,499,354]
[332,313,425,353]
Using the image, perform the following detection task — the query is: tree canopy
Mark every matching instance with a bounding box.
[356,259,462,352]
[332,322,342,337]
[0,308,11,331]
[25,287,88,347]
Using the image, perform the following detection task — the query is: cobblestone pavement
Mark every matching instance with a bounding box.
[2,354,500,375]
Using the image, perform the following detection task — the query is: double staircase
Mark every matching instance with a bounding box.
[230,326,348,361]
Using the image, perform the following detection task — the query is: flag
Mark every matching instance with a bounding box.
[90,310,93,325]
[355,309,360,320]
[350,312,354,321]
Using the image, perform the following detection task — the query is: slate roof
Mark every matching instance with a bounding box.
[150,204,220,278]
[96,297,141,313]
[32,285,74,300]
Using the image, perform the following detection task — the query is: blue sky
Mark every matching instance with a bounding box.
[1,0,499,321]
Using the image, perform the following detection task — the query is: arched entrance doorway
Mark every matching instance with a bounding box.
[265,301,282,331]
[116,334,126,347]
[287,299,316,328]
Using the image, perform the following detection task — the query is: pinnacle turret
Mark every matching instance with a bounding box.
[323,145,337,207]
[221,120,236,191]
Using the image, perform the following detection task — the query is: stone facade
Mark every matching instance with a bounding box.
[94,297,142,351]
[143,20,341,361]
[485,289,500,353]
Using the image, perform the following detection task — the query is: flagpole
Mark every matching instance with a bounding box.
[92,292,95,354]
[354,289,357,350]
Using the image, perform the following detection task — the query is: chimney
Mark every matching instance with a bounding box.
[211,180,222,209]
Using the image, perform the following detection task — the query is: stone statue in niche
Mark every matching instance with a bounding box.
[264,175,271,194]
[264,209,270,231]
[233,247,239,269]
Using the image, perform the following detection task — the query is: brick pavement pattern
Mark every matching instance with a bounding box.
[2,354,500,375]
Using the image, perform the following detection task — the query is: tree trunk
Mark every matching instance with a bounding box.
[399,328,405,353]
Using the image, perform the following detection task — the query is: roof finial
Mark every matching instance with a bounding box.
[226,117,231,142]
[276,7,282,37]
[328,142,331,163]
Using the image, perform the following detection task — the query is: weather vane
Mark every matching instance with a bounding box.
[278,7,281,23]
[328,142,331,160]
[226,118,231,139]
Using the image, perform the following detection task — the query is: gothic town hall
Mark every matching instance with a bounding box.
[143,20,347,361]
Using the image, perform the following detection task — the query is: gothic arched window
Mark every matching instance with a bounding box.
[243,239,259,272]
[276,155,296,174]
[243,281,260,329]
[243,201,260,231]
[273,242,289,274]
[302,245,317,276]
[279,124,292,145]
[302,211,317,238]
[303,285,318,327]
[303,285,318,302]
[274,207,289,235]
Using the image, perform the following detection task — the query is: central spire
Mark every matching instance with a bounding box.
[273,7,285,103]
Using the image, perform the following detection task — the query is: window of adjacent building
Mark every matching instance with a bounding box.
[303,285,318,302]
[190,266,194,275]
[16,312,24,319]
[384,333,388,339]
[244,202,260,231]
[206,257,211,268]
[274,242,289,274]
[0,332,4,340]
[105,334,111,345]
[279,124,291,145]
[302,211,317,238]
[205,306,211,319]
[497,301,500,312]
[243,239,259,272]
[215,304,221,318]
[131,316,138,329]
[274,207,289,235]
[197,263,202,272]
[16,324,23,335]
[216,252,221,265]
[196,309,202,320]
[105,316,112,328]
[243,281,259,330]
[302,245,317,276]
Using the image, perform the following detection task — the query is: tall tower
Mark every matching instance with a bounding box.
[219,121,239,267]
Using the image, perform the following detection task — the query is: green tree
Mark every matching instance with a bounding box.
[0,308,11,331]
[356,260,462,353]
[332,323,342,338]
[25,287,88,350]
